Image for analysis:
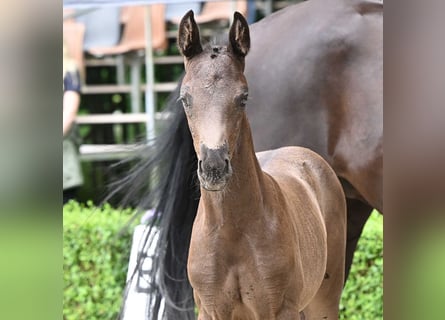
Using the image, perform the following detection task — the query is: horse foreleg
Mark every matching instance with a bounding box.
[345,199,373,280]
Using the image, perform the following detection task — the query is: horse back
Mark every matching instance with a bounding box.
[257,146,346,225]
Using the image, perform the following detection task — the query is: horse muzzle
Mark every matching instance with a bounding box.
[198,144,232,191]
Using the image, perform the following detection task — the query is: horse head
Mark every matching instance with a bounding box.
[178,10,250,191]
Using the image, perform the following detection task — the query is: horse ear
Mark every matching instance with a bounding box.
[178,10,203,59]
[229,12,250,58]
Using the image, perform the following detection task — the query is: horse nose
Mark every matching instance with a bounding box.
[199,144,230,178]
[198,158,230,176]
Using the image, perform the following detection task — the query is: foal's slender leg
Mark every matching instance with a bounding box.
[345,199,373,280]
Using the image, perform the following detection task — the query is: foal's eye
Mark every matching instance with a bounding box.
[238,92,249,108]
[179,95,191,109]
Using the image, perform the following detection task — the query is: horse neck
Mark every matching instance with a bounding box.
[200,114,267,226]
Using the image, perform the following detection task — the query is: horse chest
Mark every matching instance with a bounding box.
[188,225,297,318]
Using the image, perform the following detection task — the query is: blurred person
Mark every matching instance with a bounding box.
[63,43,83,204]
[247,0,256,24]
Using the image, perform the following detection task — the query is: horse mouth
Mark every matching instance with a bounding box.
[198,173,230,191]
[201,182,227,191]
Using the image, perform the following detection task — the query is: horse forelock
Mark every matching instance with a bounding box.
[185,46,245,90]
[201,38,243,61]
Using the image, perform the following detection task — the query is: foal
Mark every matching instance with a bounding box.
[178,11,346,320]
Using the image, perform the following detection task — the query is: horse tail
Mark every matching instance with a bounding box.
[111,77,199,319]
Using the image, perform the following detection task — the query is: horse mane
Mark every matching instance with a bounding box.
[108,77,199,319]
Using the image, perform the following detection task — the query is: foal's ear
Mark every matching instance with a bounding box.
[178,10,203,59]
[229,12,250,58]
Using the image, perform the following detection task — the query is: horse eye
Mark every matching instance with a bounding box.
[179,96,191,108]
[238,93,248,108]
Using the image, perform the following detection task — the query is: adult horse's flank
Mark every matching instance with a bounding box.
[178,11,346,319]
[116,1,382,318]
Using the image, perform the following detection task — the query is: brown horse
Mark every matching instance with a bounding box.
[178,11,346,319]
[117,1,382,318]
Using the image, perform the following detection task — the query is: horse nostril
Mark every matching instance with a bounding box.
[198,160,203,173]
[224,159,230,172]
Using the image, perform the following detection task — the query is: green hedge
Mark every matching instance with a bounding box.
[64,202,382,319]
[63,201,137,320]
[340,210,383,319]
